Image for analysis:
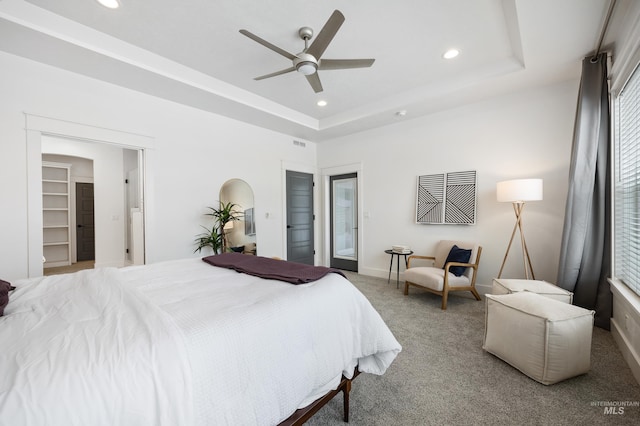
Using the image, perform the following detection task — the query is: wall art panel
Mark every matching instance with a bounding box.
[416,170,476,224]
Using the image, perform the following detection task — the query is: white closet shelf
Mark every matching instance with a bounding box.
[42,161,72,268]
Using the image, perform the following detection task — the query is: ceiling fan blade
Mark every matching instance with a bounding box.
[305,10,345,60]
[239,29,296,60]
[254,66,296,80]
[305,73,323,93]
[319,58,375,70]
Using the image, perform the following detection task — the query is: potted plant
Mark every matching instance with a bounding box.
[194,201,242,254]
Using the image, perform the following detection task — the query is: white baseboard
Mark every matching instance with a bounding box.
[475,283,492,295]
[94,260,126,268]
[44,260,71,268]
[359,266,394,281]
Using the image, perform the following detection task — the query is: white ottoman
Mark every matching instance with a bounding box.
[483,292,594,385]
[492,278,573,304]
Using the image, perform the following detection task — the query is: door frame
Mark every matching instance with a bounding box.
[321,163,363,271]
[25,114,153,277]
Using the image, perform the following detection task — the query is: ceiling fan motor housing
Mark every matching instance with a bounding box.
[293,53,318,75]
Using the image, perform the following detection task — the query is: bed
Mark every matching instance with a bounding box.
[0,255,401,425]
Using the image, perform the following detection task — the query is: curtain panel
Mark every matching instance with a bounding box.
[557,53,612,330]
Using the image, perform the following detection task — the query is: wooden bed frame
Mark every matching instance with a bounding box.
[279,369,361,425]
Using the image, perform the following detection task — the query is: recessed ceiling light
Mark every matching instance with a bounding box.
[443,49,459,59]
[97,0,120,9]
[317,100,327,107]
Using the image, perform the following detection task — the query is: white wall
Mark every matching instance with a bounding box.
[0,48,577,290]
[43,154,93,179]
[0,51,315,280]
[317,80,578,291]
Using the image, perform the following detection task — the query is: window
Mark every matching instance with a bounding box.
[614,62,640,296]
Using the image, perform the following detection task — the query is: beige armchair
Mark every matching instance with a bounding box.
[403,240,482,310]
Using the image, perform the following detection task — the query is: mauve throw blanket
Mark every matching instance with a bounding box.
[202,253,345,284]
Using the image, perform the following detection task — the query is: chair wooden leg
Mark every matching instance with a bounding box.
[471,288,481,301]
[441,291,448,310]
[403,281,409,295]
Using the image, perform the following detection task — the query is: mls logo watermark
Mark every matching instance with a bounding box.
[591,400,639,415]
[603,406,624,415]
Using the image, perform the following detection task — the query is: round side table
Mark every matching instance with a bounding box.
[385,249,414,289]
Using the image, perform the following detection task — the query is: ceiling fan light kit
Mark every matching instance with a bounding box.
[239,10,375,93]
[294,54,318,75]
[96,0,120,9]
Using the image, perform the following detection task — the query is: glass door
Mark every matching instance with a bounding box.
[330,173,358,271]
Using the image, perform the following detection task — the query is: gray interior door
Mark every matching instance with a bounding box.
[330,173,358,272]
[75,182,95,261]
[286,170,314,265]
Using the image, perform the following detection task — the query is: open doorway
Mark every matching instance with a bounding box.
[26,114,153,278]
[124,148,144,266]
[42,154,95,276]
[40,136,145,275]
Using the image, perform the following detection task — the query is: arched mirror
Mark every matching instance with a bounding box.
[219,179,256,255]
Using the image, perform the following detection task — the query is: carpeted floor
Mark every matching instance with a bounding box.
[307,272,640,425]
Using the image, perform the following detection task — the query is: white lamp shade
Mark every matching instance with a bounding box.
[496,179,543,202]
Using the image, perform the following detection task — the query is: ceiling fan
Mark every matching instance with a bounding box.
[239,10,375,93]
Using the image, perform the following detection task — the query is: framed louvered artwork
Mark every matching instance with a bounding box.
[416,170,477,224]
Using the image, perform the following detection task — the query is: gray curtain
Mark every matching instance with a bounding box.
[557,53,611,330]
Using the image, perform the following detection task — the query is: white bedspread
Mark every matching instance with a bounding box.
[1,258,401,425]
[0,268,192,426]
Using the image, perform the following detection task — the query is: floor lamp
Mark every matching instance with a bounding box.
[496,179,543,280]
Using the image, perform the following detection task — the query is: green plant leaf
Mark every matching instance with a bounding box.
[194,200,243,254]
